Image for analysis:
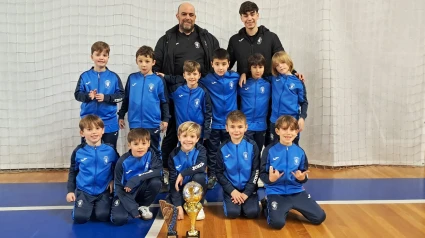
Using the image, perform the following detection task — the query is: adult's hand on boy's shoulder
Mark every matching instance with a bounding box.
[156,72,165,78]
[269,166,284,183]
[295,72,305,82]
[291,170,310,181]
[238,73,247,87]
[66,192,75,202]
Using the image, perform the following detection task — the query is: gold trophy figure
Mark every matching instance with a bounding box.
[183,181,203,238]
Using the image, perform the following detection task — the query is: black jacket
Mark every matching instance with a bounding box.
[153,24,220,76]
[227,25,284,76]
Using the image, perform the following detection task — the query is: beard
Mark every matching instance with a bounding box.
[179,20,194,33]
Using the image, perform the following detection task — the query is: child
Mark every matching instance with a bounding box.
[269,51,308,145]
[260,115,326,229]
[66,115,119,224]
[168,121,207,221]
[216,110,260,219]
[118,45,170,158]
[110,128,163,226]
[74,41,125,149]
[200,48,240,188]
[238,53,271,151]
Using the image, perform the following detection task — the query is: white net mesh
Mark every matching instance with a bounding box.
[0,0,424,169]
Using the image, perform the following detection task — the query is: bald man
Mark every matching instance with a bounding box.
[154,2,219,191]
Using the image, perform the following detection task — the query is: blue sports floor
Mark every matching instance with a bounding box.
[1,178,424,238]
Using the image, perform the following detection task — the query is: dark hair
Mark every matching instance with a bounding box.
[183,60,201,73]
[247,53,266,78]
[79,115,104,131]
[127,128,151,143]
[91,41,110,55]
[275,115,299,131]
[226,110,247,124]
[239,1,259,15]
[136,45,155,60]
[212,48,230,61]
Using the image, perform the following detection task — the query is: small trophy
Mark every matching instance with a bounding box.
[183,181,203,238]
[159,200,178,238]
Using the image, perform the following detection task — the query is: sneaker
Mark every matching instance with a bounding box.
[257,178,264,187]
[160,170,170,193]
[163,170,169,185]
[196,208,205,221]
[138,206,153,220]
[207,176,217,190]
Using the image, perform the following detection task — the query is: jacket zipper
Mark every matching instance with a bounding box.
[141,74,146,125]
[96,73,100,113]
[94,146,97,193]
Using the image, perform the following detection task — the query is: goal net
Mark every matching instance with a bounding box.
[0,0,424,169]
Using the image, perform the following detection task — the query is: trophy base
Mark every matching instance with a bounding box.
[186,231,200,238]
[167,232,178,238]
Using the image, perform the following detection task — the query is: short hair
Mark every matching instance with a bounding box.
[247,53,266,78]
[136,45,155,60]
[183,60,201,73]
[79,115,104,131]
[275,115,299,131]
[271,51,294,76]
[239,1,259,15]
[212,48,230,61]
[91,41,110,55]
[226,110,247,124]
[127,128,151,143]
[178,121,202,138]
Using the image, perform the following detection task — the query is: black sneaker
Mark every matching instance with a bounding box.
[207,176,217,190]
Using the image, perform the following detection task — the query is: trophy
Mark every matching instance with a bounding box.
[183,181,203,238]
[159,200,178,238]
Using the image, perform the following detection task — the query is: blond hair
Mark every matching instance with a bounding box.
[271,51,294,76]
[178,121,202,138]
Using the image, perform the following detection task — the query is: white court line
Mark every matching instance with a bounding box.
[1,200,425,212]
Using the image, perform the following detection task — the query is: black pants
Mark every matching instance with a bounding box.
[81,131,119,149]
[245,130,266,151]
[110,177,162,226]
[269,122,300,145]
[161,103,178,168]
[223,192,260,219]
[204,129,229,177]
[265,191,326,229]
[72,189,112,224]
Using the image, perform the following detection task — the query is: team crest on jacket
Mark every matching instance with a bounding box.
[294,157,299,165]
[229,81,234,89]
[194,41,200,48]
[104,156,109,165]
[243,152,248,160]
[77,200,83,207]
[194,98,200,108]
[289,83,295,90]
[148,83,155,92]
[257,37,262,44]
[105,80,111,89]
[260,86,265,94]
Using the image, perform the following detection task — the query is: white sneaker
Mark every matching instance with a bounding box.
[257,178,264,187]
[196,208,205,221]
[138,206,153,220]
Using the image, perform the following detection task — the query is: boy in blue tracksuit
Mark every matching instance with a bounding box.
[74,41,125,149]
[110,128,163,226]
[168,121,207,221]
[269,51,308,145]
[200,48,240,188]
[66,115,119,224]
[260,115,325,229]
[238,53,271,151]
[216,110,260,219]
[118,46,170,158]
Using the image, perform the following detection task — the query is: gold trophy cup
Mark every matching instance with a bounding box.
[183,181,203,238]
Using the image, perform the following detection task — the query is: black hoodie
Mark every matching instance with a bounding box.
[153,24,220,77]
[227,25,285,76]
